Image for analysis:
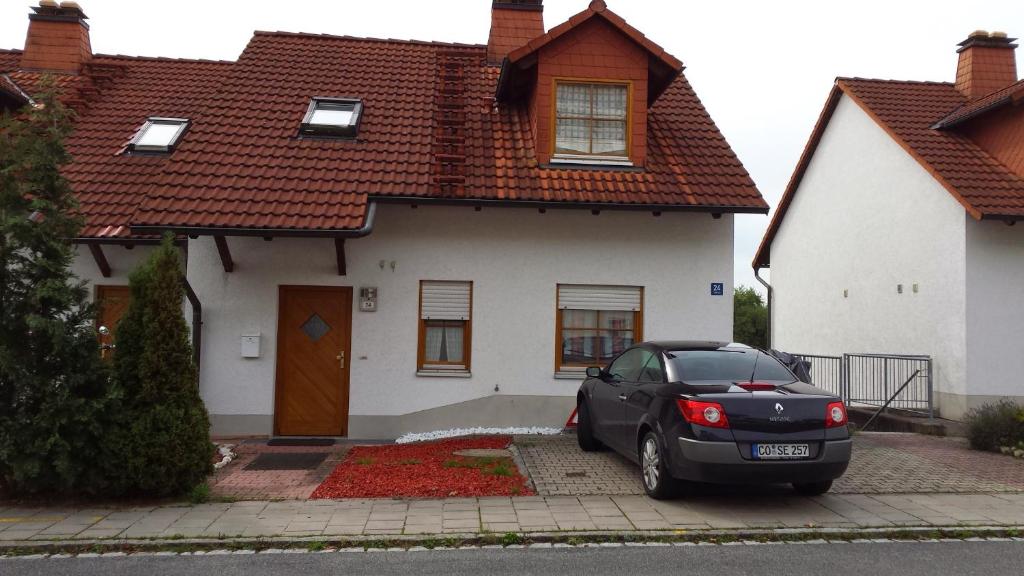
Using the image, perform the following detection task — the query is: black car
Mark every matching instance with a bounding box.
[575,341,852,499]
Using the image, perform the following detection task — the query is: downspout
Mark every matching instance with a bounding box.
[753,266,772,350]
[181,276,202,372]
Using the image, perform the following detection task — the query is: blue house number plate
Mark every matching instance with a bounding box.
[710,283,724,296]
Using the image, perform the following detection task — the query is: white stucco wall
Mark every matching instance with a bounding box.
[769,94,968,414]
[965,218,1024,403]
[71,244,156,297]
[187,205,734,435]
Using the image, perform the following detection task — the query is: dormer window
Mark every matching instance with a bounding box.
[128,117,189,153]
[553,81,631,165]
[300,97,363,138]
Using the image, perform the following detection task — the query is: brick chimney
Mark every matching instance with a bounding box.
[20,1,92,74]
[955,30,1018,100]
[487,0,544,65]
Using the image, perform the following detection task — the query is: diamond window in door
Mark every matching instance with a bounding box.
[301,313,331,342]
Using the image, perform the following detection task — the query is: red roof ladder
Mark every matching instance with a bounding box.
[432,48,479,197]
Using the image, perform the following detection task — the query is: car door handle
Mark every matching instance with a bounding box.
[618,393,628,401]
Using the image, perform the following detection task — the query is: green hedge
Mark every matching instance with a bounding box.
[964,400,1024,452]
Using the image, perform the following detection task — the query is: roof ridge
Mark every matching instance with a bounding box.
[92,53,235,65]
[0,48,24,54]
[838,76,954,86]
[252,30,485,50]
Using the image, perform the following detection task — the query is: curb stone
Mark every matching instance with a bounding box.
[0,525,1022,558]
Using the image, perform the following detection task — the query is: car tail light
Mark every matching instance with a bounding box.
[826,401,847,428]
[676,399,730,429]
[737,382,777,392]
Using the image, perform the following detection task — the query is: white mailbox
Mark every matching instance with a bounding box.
[241,333,261,358]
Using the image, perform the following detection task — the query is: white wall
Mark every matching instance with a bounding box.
[966,218,1024,402]
[188,205,734,433]
[769,94,968,412]
[71,244,155,297]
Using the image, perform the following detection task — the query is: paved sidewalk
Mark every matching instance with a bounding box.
[3,492,1024,542]
[517,433,1024,496]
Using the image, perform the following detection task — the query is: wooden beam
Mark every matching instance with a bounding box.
[88,244,111,278]
[335,238,347,276]
[214,235,233,273]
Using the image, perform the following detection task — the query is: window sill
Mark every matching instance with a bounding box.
[550,155,634,168]
[554,370,588,380]
[416,370,472,379]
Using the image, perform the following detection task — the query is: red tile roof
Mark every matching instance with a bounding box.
[932,79,1024,128]
[131,31,764,235]
[4,10,765,240]
[0,51,233,239]
[753,77,1024,269]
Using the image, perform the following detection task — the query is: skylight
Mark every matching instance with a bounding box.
[300,98,363,138]
[128,117,189,153]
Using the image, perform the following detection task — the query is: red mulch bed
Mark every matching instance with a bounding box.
[310,436,534,499]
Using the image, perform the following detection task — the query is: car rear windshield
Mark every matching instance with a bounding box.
[667,350,796,383]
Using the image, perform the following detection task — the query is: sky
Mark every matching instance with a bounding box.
[2,0,1022,295]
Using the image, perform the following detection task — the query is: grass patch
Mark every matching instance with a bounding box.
[501,532,523,546]
[187,483,210,504]
[307,540,327,552]
[354,457,376,465]
[442,456,500,469]
[483,461,514,477]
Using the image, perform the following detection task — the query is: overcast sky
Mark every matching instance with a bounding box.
[3,0,1022,295]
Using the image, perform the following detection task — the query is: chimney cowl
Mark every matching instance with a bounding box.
[957,29,1017,52]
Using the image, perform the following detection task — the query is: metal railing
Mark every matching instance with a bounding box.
[791,354,844,398]
[791,353,933,418]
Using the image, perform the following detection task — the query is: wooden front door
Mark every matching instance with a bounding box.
[96,285,131,360]
[274,286,352,436]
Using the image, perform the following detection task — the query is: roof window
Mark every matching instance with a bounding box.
[127,117,189,153]
[300,97,363,138]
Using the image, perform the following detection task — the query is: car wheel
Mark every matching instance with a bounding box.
[576,400,603,452]
[639,431,678,499]
[792,480,833,496]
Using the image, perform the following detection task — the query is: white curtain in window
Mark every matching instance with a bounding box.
[556,83,590,116]
[443,324,464,363]
[592,84,627,119]
[425,325,444,361]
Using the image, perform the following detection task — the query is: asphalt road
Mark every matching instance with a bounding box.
[5,541,1023,576]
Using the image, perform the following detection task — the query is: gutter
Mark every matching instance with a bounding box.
[369,196,769,215]
[180,276,202,372]
[753,266,772,350]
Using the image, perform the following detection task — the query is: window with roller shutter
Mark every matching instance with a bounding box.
[556,284,643,372]
[417,280,472,373]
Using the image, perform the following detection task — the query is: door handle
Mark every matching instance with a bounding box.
[618,393,628,401]
[336,351,345,369]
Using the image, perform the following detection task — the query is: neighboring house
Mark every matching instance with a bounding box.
[2,0,766,438]
[754,31,1024,420]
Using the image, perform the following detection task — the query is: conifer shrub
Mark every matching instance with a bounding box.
[0,85,116,495]
[103,235,213,496]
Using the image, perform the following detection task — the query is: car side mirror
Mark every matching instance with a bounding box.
[585,366,602,378]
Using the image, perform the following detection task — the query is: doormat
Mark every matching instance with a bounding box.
[267,438,336,447]
[244,452,328,471]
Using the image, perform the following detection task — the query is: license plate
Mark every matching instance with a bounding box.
[752,443,810,460]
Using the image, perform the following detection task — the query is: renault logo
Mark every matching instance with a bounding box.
[775,402,784,414]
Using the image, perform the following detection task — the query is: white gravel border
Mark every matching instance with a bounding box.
[395,427,562,444]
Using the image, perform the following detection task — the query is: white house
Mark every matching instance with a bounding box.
[2,0,767,438]
[754,31,1024,420]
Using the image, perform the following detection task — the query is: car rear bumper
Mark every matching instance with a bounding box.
[670,437,852,484]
